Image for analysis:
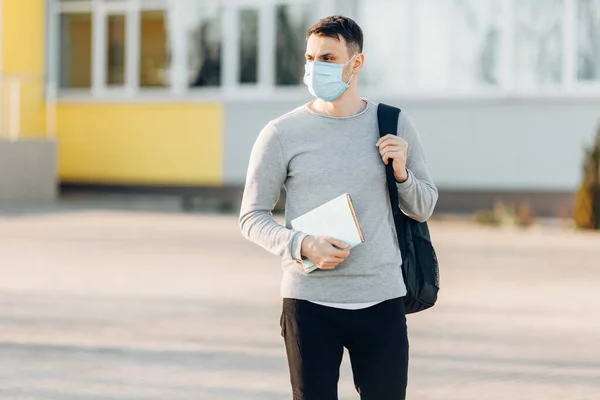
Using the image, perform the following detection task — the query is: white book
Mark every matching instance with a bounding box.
[290,193,365,273]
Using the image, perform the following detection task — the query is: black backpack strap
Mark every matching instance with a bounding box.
[377,103,402,218]
[377,103,407,258]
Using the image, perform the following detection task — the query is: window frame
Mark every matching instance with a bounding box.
[50,0,600,102]
[52,0,168,98]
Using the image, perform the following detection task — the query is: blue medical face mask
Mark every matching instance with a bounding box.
[303,55,358,102]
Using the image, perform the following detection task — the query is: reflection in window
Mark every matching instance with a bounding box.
[358,0,503,90]
[417,0,504,89]
[578,0,600,81]
[187,7,222,87]
[59,13,92,89]
[276,4,312,86]
[140,10,169,87]
[107,14,126,86]
[357,0,409,88]
[449,0,503,86]
[515,0,563,86]
[239,9,259,84]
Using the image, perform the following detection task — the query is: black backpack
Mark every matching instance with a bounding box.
[377,103,440,314]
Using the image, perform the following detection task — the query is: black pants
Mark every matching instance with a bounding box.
[280,297,409,400]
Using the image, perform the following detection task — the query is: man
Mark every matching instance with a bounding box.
[239,15,438,400]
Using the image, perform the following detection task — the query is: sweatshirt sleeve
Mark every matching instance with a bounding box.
[395,113,439,222]
[238,121,308,261]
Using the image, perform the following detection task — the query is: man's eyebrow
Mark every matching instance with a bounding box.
[304,52,336,60]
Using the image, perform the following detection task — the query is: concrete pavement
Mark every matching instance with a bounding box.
[0,209,599,399]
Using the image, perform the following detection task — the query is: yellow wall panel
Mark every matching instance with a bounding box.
[2,0,45,74]
[1,0,47,138]
[0,79,46,138]
[56,103,223,185]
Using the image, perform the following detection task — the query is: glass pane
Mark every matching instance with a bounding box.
[416,0,505,89]
[107,14,126,86]
[140,10,169,87]
[187,7,222,87]
[59,13,92,88]
[276,4,312,86]
[578,0,600,81]
[357,0,409,88]
[358,0,504,90]
[239,9,259,84]
[445,0,504,87]
[515,0,564,86]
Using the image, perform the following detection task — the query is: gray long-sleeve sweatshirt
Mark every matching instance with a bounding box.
[239,100,438,303]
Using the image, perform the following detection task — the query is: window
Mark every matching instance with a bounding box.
[515,0,564,86]
[358,0,504,91]
[106,14,127,86]
[357,0,410,88]
[414,1,458,89]
[59,13,92,88]
[239,9,259,84]
[275,4,312,86]
[140,10,169,87]
[444,0,504,88]
[53,0,600,98]
[186,5,222,87]
[578,0,600,81]
[415,0,505,89]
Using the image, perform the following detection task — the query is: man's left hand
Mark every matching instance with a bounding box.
[376,134,409,182]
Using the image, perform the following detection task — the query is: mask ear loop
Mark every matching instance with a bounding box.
[344,53,360,85]
[345,73,355,86]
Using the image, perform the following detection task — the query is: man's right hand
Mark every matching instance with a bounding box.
[300,236,351,270]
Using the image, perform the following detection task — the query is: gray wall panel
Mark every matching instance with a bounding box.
[0,139,57,203]
[223,97,312,185]
[224,97,600,191]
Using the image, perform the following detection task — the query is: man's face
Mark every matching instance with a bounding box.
[305,34,362,81]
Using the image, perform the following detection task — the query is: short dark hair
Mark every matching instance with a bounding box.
[306,15,364,56]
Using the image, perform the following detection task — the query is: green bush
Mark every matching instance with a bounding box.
[474,200,534,228]
[574,124,600,230]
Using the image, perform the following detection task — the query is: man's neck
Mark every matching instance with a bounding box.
[311,89,366,117]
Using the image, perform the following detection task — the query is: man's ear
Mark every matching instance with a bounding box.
[353,54,365,74]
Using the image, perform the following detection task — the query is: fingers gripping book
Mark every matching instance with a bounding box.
[290,193,365,273]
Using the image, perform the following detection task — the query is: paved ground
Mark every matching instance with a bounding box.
[0,207,599,399]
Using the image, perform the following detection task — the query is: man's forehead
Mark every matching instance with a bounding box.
[305,34,347,55]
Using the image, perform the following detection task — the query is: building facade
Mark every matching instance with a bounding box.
[2,0,600,213]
